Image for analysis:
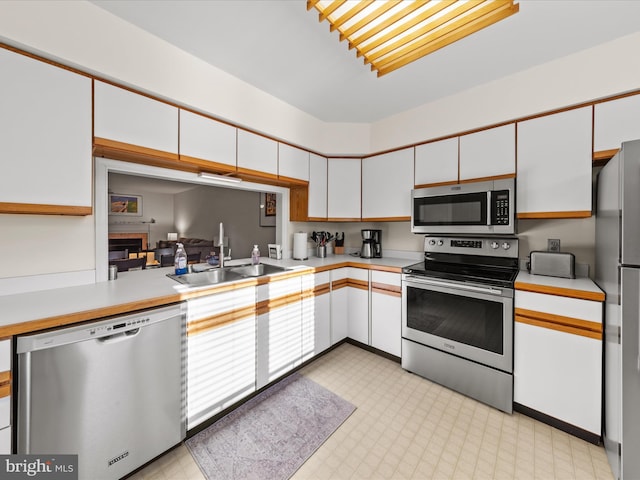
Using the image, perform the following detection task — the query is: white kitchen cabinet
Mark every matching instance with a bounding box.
[514,289,602,435]
[517,107,593,216]
[415,137,458,187]
[186,287,256,429]
[371,271,402,357]
[0,338,10,454]
[327,158,361,220]
[0,48,92,210]
[94,81,178,154]
[237,129,278,176]
[0,426,9,454]
[362,148,414,219]
[459,124,515,181]
[347,268,370,345]
[594,94,640,153]
[308,153,328,219]
[302,272,331,361]
[279,143,309,182]
[179,109,236,169]
[331,268,349,344]
[257,276,303,388]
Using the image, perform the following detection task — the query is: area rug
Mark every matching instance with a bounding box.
[185,372,356,480]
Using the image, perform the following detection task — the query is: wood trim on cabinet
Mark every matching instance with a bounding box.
[290,185,309,222]
[332,278,348,290]
[361,216,410,222]
[313,283,331,296]
[179,154,237,174]
[371,282,402,297]
[0,203,92,216]
[256,292,303,316]
[515,281,605,302]
[515,308,602,340]
[277,175,309,187]
[236,167,279,182]
[593,148,619,164]
[517,211,592,220]
[346,278,369,290]
[327,217,362,222]
[458,173,516,184]
[93,137,182,170]
[187,305,256,337]
[0,371,10,398]
[414,180,459,189]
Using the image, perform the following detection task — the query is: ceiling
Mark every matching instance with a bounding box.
[90,0,640,123]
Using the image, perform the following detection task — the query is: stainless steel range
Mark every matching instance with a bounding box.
[401,235,519,413]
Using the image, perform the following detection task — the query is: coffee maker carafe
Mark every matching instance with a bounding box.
[360,229,382,258]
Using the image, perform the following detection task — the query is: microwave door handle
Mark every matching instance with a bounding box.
[406,276,503,296]
[487,191,492,225]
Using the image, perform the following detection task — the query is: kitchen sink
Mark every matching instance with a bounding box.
[167,263,289,286]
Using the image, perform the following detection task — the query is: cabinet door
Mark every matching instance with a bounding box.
[514,321,601,434]
[362,148,414,220]
[0,426,9,454]
[347,268,369,344]
[186,287,256,429]
[308,153,328,219]
[302,272,331,361]
[237,129,278,176]
[459,124,515,181]
[94,81,178,154]
[279,143,309,182]
[179,109,236,170]
[0,49,92,210]
[415,138,458,186]
[371,271,401,357]
[594,95,640,153]
[517,107,592,216]
[331,268,348,344]
[328,158,361,220]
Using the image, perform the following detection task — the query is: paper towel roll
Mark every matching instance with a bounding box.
[293,232,308,260]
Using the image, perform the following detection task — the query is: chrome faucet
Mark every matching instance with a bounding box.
[218,222,225,268]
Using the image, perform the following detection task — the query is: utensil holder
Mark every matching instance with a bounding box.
[317,245,326,258]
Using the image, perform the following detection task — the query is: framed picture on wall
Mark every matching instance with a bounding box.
[109,194,142,216]
[259,192,276,227]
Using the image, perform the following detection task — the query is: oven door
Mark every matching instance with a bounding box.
[402,275,513,373]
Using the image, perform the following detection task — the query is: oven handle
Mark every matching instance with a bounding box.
[404,275,505,296]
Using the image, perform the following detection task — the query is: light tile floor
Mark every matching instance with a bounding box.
[130,343,613,479]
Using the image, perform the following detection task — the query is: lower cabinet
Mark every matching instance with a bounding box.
[0,339,11,454]
[514,290,603,436]
[347,268,369,345]
[371,271,402,357]
[186,287,257,430]
[330,268,348,344]
[302,272,331,361]
[256,276,304,389]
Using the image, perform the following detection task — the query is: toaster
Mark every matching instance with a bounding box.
[528,251,575,279]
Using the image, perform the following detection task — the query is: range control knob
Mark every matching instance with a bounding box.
[437,240,444,246]
[428,239,436,246]
[502,242,511,250]
[490,241,499,249]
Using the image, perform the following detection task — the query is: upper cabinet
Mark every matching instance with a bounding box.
[459,124,515,181]
[362,148,414,220]
[328,158,361,220]
[415,138,458,187]
[237,130,278,177]
[94,81,178,155]
[278,143,309,183]
[0,48,92,214]
[179,109,236,172]
[308,153,328,220]
[594,95,640,154]
[517,107,593,218]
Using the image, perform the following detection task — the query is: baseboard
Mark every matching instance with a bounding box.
[514,402,602,445]
[345,338,401,363]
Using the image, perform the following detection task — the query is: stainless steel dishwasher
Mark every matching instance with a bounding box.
[16,303,186,480]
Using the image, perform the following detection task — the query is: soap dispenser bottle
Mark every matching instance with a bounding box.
[251,245,260,265]
[174,243,188,275]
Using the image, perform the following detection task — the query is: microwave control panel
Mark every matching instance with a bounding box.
[490,190,510,225]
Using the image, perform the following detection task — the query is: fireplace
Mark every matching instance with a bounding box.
[108,233,148,254]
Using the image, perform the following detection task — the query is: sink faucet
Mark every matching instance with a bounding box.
[218,222,225,268]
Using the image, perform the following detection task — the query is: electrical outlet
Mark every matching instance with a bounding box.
[548,238,561,252]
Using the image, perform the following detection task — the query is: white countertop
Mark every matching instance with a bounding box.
[515,270,604,300]
[0,255,415,336]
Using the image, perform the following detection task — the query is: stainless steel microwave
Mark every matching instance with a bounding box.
[411,178,515,235]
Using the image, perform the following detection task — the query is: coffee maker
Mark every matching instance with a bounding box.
[360,229,382,258]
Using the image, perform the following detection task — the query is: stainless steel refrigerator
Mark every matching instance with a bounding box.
[596,139,640,480]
